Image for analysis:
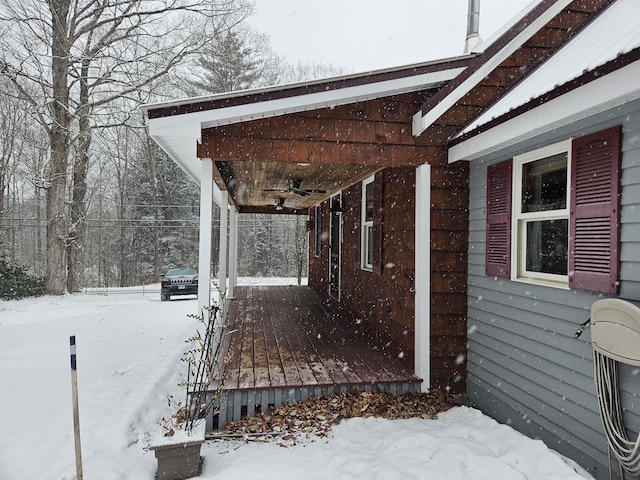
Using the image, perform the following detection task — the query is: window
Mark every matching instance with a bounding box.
[514,140,571,285]
[313,204,322,257]
[361,175,374,270]
[486,126,622,294]
[357,172,383,274]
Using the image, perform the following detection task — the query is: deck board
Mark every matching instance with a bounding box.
[247,289,271,388]
[215,285,421,393]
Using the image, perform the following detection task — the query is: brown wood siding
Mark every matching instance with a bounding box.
[429,161,469,393]
[308,198,330,295]
[339,167,417,368]
[198,92,442,168]
[308,163,470,394]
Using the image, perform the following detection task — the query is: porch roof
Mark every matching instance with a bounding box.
[142,56,470,181]
[448,0,640,162]
[142,0,617,214]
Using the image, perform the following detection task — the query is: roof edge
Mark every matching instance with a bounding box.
[448,46,640,150]
[447,53,640,163]
[142,54,475,119]
[412,0,573,137]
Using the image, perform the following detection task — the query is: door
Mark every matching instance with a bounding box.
[329,194,342,300]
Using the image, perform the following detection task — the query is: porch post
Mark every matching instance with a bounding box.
[197,158,214,313]
[227,206,238,299]
[218,191,229,299]
[415,164,431,392]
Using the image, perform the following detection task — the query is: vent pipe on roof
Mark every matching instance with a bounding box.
[464,0,481,53]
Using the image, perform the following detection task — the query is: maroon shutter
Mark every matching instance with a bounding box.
[353,182,362,269]
[372,171,384,275]
[569,126,622,294]
[486,159,512,278]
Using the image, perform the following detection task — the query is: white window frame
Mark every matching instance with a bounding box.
[313,204,322,258]
[361,175,375,271]
[511,139,572,288]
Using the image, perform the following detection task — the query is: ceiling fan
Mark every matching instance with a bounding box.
[274,197,300,211]
[263,178,327,197]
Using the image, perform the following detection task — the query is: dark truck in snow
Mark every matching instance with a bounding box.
[160,267,198,301]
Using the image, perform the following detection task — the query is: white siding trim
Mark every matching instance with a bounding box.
[227,206,239,300]
[146,68,464,133]
[415,164,431,391]
[197,159,214,313]
[218,191,229,299]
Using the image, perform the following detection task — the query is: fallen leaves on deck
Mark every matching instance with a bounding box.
[214,389,460,443]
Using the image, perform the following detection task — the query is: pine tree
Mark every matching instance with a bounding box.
[193,28,280,94]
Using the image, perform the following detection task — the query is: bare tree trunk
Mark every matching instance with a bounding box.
[67,140,89,292]
[45,0,72,295]
[67,58,91,293]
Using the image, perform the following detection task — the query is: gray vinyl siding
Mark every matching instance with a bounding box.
[466,100,640,479]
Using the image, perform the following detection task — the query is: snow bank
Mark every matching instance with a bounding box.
[0,288,592,480]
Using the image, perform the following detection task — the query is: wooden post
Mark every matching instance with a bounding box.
[70,336,84,480]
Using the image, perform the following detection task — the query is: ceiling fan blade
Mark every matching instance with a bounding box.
[263,188,286,193]
[303,189,327,194]
[292,189,310,196]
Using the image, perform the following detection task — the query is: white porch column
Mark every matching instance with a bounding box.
[415,164,431,392]
[227,206,239,299]
[197,159,214,313]
[218,191,229,299]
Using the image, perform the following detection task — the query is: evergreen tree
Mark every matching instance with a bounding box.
[127,137,200,283]
[193,28,280,94]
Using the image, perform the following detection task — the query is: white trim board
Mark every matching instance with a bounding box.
[415,164,431,391]
[412,0,572,137]
[448,60,640,163]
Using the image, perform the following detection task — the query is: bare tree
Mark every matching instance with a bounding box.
[0,81,49,263]
[278,60,346,84]
[0,0,252,293]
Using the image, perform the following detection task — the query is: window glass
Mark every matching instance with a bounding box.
[365,182,374,222]
[525,219,568,275]
[366,225,373,267]
[521,153,567,213]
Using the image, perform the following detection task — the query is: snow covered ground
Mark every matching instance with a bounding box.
[0,280,592,480]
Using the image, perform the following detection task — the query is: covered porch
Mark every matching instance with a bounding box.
[210,284,422,429]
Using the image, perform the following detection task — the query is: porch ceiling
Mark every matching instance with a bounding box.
[200,90,439,215]
[214,160,378,214]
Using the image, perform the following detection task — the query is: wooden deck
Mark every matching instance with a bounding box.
[209,285,422,428]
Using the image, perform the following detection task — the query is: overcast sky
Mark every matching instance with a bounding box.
[247,0,534,73]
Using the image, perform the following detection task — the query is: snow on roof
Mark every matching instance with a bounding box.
[459,0,640,136]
